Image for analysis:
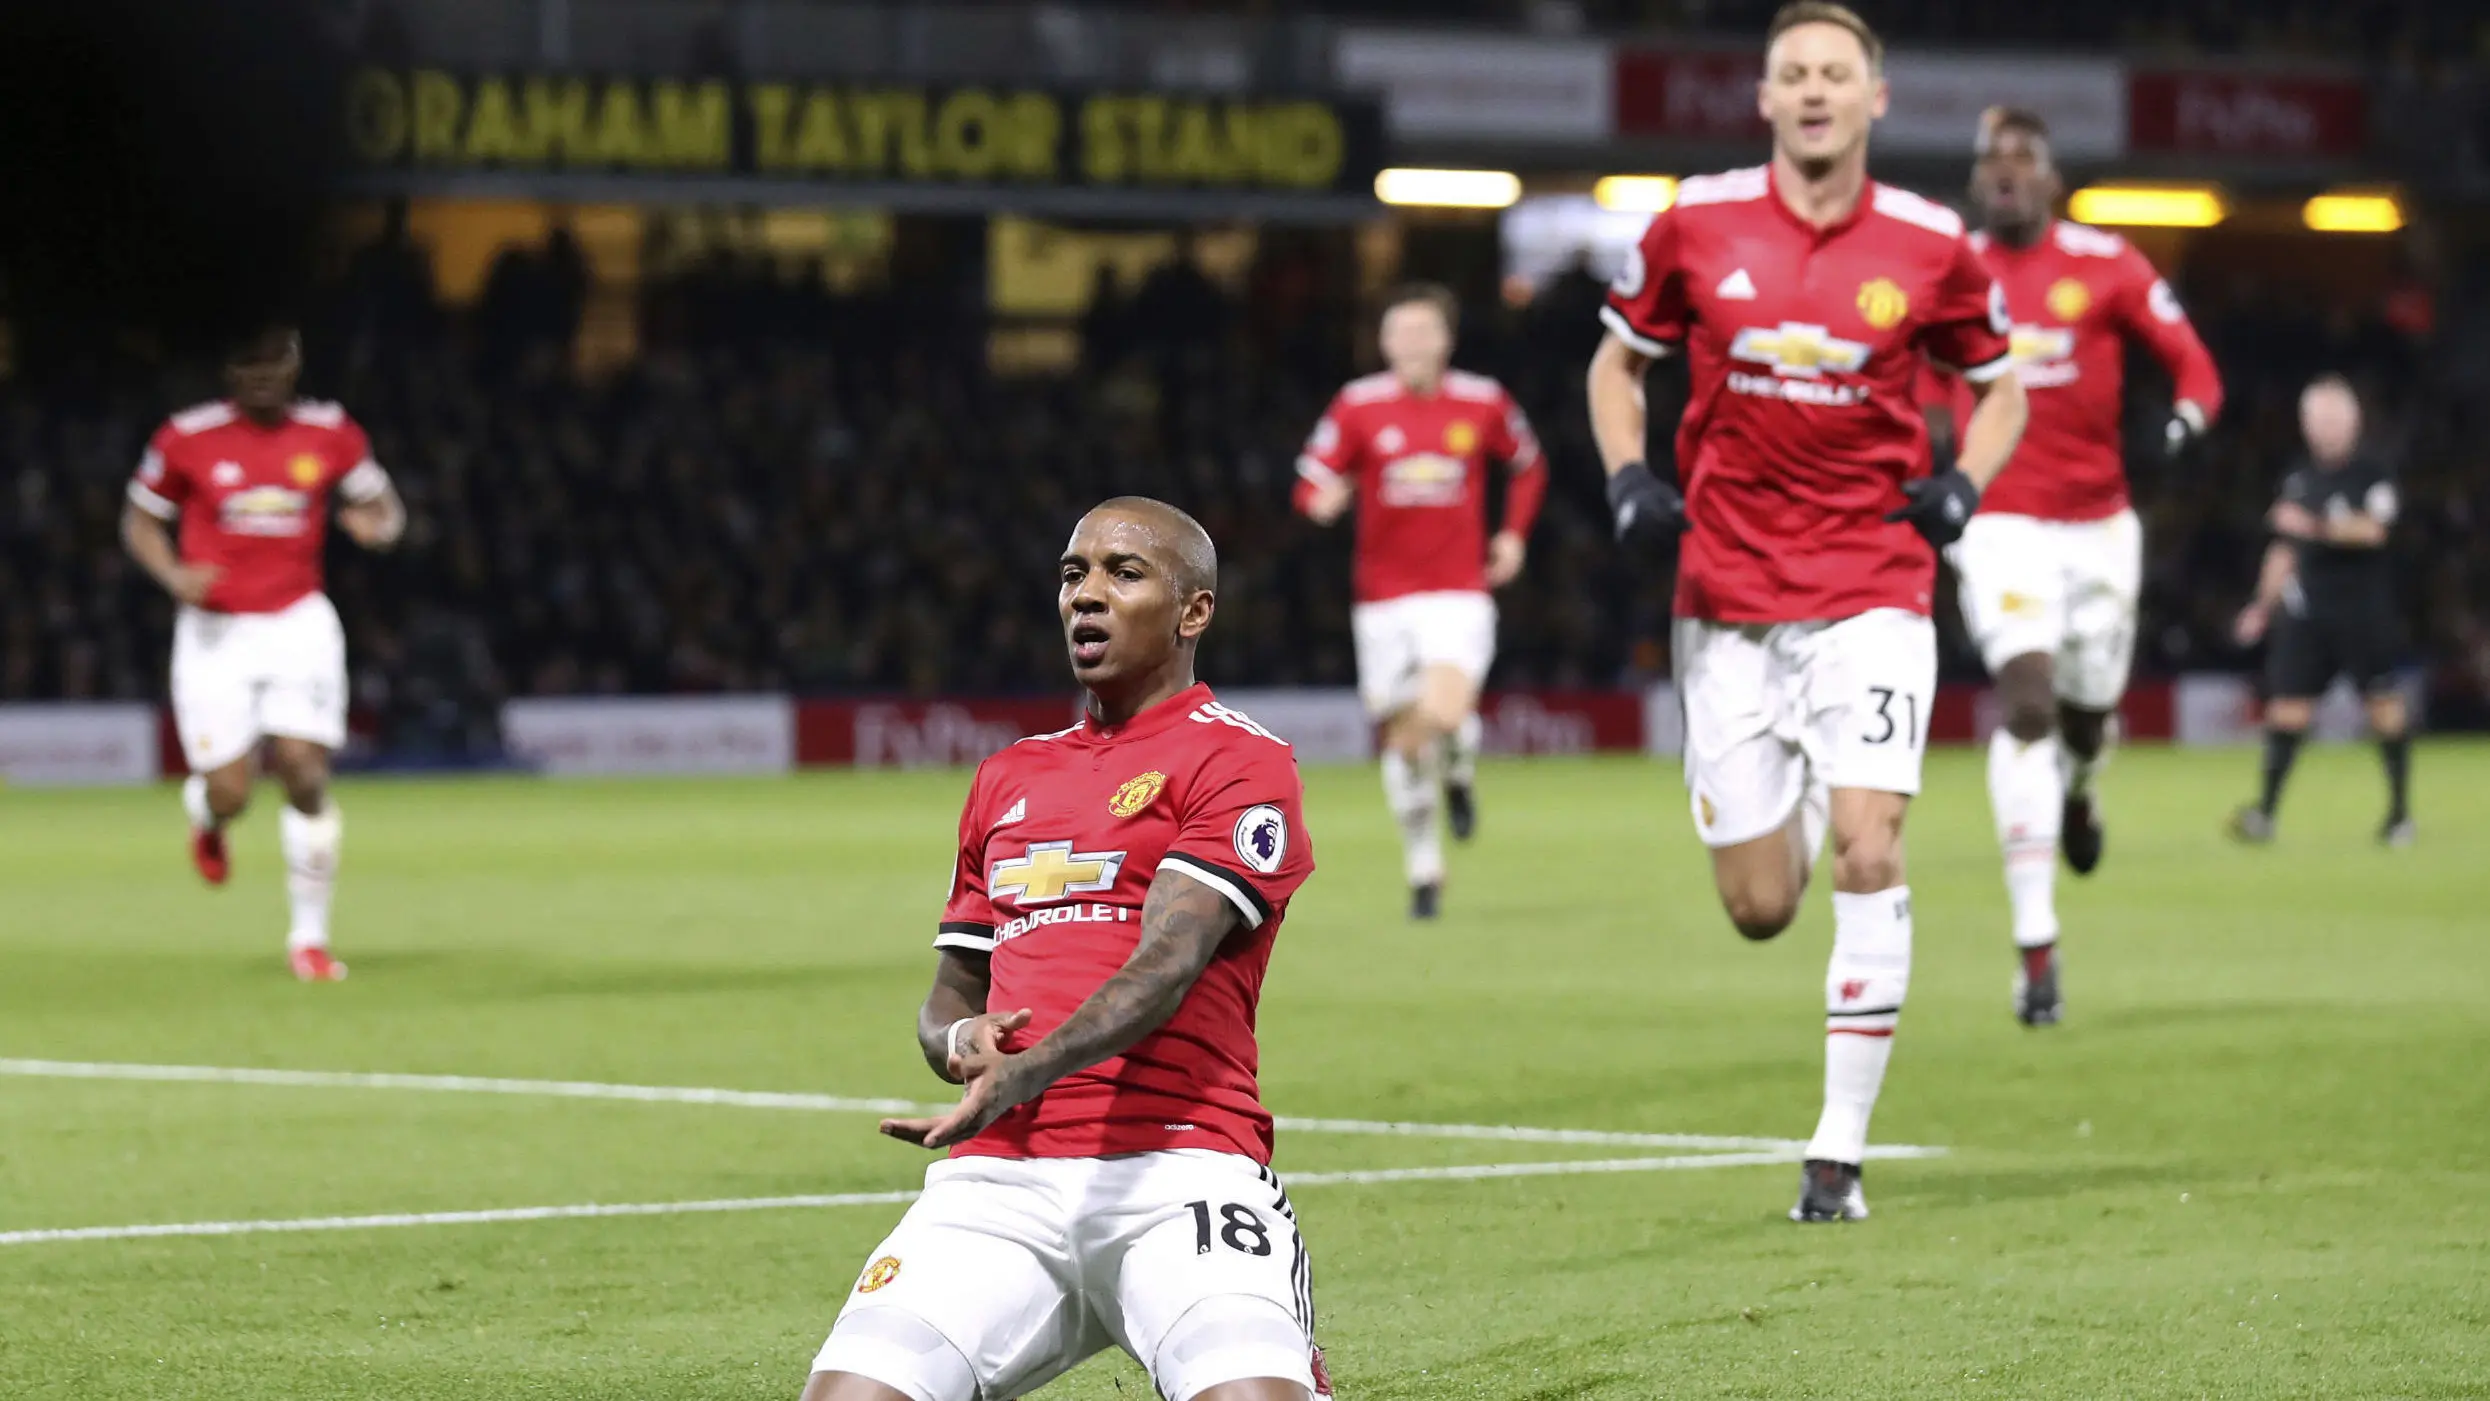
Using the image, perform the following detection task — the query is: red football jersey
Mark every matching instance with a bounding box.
[1919,221,2224,522]
[1293,370,1546,603]
[935,684,1315,1165]
[126,400,387,614]
[1602,165,2014,623]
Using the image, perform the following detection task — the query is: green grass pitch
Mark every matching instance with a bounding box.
[2,742,2485,1398]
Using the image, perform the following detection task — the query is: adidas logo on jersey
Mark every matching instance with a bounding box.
[1717,269,1757,300]
[992,797,1026,830]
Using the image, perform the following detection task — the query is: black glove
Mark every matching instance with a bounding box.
[2163,400,2207,459]
[1607,460,1687,551]
[1884,468,1980,547]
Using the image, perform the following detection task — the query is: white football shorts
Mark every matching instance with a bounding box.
[170,591,348,772]
[1947,508,2141,712]
[811,1149,1322,1401]
[1674,608,1937,847]
[1350,589,1496,718]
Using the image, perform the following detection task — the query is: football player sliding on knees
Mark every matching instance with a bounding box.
[1587,2,2028,1222]
[806,498,1327,1401]
[1921,107,2223,1027]
[1295,284,1546,920]
[120,326,405,982]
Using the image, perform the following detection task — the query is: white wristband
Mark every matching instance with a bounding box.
[945,1017,974,1063]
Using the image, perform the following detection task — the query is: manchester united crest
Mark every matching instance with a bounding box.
[857,1256,902,1293]
[2047,277,2091,322]
[1108,770,1168,819]
[289,454,324,487]
[1855,278,1909,332]
[1443,420,1478,455]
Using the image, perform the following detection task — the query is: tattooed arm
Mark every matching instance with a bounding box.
[878,870,1242,1149]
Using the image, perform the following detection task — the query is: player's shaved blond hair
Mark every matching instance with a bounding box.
[1766,1,1883,72]
[1086,496,1219,600]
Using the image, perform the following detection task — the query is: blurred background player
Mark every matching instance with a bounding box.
[1295,283,1545,919]
[805,498,1326,1401]
[1925,107,2226,1026]
[2230,376,2413,847]
[121,326,405,981]
[1589,2,2027,1222]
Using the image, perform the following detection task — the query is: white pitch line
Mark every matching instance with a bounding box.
[0,1145,1944,1247]
[0,1058,1841,1154]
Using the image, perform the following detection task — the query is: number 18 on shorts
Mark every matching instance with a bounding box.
[812,1150,1324,1401]
[1674,609,1937,847]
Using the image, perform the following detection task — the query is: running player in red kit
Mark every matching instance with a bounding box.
[121,326,404,981]
[802,498,1327,1401]
[1295,283,1545,918]
[1921,108,2223,1026]
[1586,2,2028,1222]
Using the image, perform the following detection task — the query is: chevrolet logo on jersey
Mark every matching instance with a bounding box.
[1378,453,1466,508]
[990,841,1125,904]
[2007,325,2080,389]
[1728,323,1870,379]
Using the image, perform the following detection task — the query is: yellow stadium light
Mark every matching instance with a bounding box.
[1594,175,1680,212]
[1374,168,1523,209]
[2066,185,2228,228]
[2303,191,2403,234]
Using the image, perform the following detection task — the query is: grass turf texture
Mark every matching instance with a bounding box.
[2,744,2485,1399]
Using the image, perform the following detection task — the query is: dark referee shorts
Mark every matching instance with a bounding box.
[2267,604,2402,699]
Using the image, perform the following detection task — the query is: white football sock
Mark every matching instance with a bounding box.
[2061,713,2118,801]
[1807,886,1912,1166]
[182,774,215,831]
[1444,712,1483,788]
[1381,748,1445,887]
[280,801,343,951]
[1989,730,2063,949]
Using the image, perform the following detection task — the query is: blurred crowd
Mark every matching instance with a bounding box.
[6,214,2490,754]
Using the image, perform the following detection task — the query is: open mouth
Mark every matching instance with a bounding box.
[1799,115,1834,141]
[1068,618,1111,667]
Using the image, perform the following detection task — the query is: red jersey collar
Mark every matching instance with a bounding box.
[1766,160,1872,241]
[1078,682,1211,743]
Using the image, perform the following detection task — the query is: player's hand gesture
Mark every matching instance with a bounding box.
[1606,461,1686,553]
[2233,600,2271,646]
[1305,479,1352,526]
[882,1009,1040,1149]
[943,1008,1032,1082]
[166,564,221,607]
[1885,468,1981,548]
[1485,530,1527,588]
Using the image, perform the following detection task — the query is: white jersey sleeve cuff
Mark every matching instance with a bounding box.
[126,480,178,520]
[1294,455,1342,485]
[1955,353,2015,384]
[1599,305,1676,359]
[1159,853,1269,930]
[337,459,392,504]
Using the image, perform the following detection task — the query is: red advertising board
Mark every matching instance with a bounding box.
[2127,70,2366,158]
[1614,48,1767,142]
[797,698,1086,768]
[1479,690,1646,755]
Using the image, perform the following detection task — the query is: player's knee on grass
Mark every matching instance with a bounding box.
[2058,701,2111,760]
[1995,653,2057,744]
[2365,690,2408,739]
[1829,793,1908,893]
[2264,697,2315,734]
[203,760,253,819]
[269,740,332,814]
[808,1308,976,1401]
[1712,841,1803,941]
[1152,1294,1315,1401]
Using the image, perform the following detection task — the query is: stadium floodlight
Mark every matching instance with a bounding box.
[1593,176,1680,213]
[1375,168,1524,209]
[2065,184,2228,228]
[2303,191,2403,234]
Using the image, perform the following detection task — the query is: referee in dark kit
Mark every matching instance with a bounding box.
[2229,374,2414,846]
